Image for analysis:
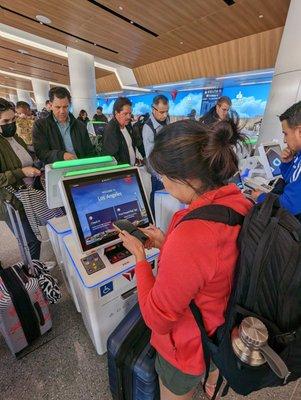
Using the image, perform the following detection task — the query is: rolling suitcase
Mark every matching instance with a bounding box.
[0,202,52,356]
[107,303,159,400]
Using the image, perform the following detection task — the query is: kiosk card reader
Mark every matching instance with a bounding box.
[45,155,117,209]
[58,164,159,354]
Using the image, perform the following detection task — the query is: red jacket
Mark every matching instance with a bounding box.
[135,184,252,375]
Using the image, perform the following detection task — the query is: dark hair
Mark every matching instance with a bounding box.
[149,118,245,192]
[16,101,30,110]
[45,100,50,105]
[78,109,87,118]
[217,96,232,107]
[49,86,71,102]
[153,95,169,106]
[279,101,301,128]
[0,98,15,115]
[113,97,132,114]
[97,106,103,111]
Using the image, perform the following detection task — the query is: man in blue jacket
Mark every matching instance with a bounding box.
[253,101,301,220]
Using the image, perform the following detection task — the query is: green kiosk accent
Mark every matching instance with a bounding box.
[45,155,117,209]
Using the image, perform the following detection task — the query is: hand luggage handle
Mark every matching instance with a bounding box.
[33,301,45,326]
[5,201,34,270]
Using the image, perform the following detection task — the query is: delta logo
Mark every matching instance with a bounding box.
[122,268,135,281]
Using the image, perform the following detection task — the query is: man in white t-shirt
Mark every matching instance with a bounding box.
[102,97,137,165]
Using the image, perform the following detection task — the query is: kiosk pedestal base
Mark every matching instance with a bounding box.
[47,217,81,312]
[63,235,158,355]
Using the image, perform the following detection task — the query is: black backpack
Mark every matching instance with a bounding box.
[132,114,150,159]
[178,194,301,398]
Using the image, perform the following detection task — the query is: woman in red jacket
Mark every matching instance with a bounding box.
[119,119,252,399]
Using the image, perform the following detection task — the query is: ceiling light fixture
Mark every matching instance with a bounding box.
[180,41,184,45]
[36,15,52,24]
[118,6,123,10]
[240,80,272,86]
[259,14,264,18]
[216,70,274,80]
[152,81,192,89]
[18,49,29,54]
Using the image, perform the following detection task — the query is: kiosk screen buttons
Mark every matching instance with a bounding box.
[81,253,105,275]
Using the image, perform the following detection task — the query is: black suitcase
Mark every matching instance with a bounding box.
[107,303,159,400]
[0,202,52,356]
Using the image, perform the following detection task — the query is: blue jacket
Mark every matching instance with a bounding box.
[258,151,301,216]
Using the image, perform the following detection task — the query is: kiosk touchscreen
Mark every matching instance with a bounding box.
[45,155,117,209]
[59,166,157,287]
[258,143,282,180]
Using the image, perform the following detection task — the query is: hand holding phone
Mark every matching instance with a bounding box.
[113,219,149,244]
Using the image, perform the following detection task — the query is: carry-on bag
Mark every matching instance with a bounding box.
[107,303,159,400]
[0,202,52,356]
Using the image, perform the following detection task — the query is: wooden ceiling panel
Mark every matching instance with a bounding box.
[95,68,114,79]
[100,0,225,34]
[0,37,67,67]
[0,73,33,91]
[96,74,121,93]
[134,27,283,87]
[0,0,290,68]
[0,59,68,84]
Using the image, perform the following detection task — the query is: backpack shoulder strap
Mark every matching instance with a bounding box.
[177,204,244,227]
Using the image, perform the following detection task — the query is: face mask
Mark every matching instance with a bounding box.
[0,121,16,138]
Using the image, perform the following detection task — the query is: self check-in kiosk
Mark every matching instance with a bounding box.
[47,161,159,355]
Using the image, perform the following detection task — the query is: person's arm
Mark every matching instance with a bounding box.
[0,168,25,188]
[32,120,65,164]
[81,124,97,157]
[278,175,301,215]
[101,123,119,158]
[135,224,216,335]
[142,124,154,159]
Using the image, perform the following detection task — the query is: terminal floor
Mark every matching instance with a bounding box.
[0,221,300,400]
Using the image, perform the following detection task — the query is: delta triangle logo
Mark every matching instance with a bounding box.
[122,268,135,281]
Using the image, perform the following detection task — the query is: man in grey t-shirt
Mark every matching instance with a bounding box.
[142,95,169,215]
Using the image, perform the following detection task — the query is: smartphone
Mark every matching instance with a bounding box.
[113,219,149,244]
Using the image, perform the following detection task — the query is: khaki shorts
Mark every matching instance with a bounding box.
[155,353,203,396]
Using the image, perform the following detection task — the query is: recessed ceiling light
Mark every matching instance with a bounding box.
[259,14,264,18]
[180,41,184,45]
[118,6,123,11]
[36,15,52,24]
[18,49,29,55]
[130,20,134,24]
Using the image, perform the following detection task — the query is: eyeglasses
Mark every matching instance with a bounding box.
[152,106,169,115]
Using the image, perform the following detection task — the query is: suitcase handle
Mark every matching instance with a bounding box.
[34,302,45,326]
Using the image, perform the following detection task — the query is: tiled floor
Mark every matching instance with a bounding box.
[0,222,299,399]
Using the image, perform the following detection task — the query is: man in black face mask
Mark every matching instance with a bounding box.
[0,98,42,260]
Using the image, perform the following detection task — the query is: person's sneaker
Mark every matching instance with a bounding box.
[44,261,57,271]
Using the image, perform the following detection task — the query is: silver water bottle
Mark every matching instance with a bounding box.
[231,317,290,380]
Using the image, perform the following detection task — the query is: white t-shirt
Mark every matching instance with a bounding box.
[120,127,136,166]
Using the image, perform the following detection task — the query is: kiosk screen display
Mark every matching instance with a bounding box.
[229,172,244,190]
[263,144,282,177]
[63,169,152,252]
